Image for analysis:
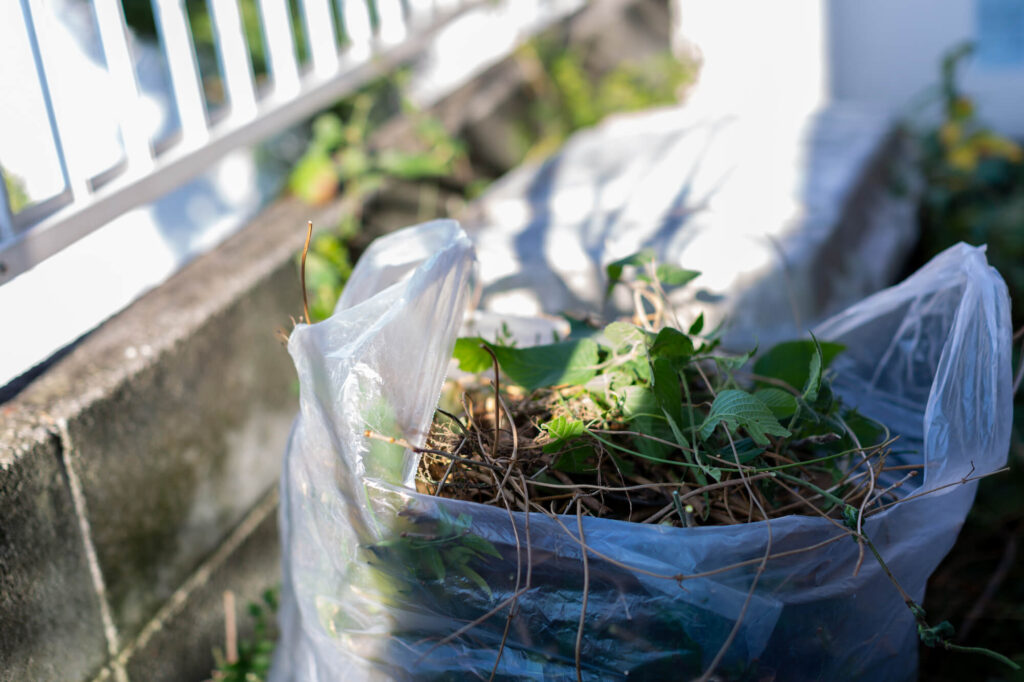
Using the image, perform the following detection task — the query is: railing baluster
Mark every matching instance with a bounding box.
[1,0,586,285]
[300,0,339,77]
[93,0,154,172]
[404,0,435,25]
[339,0,373,60]
[21,0,85,198]
[153,0,209,146]
[258,0,301,98]
[376,0,407,45]
[208,0,259,121]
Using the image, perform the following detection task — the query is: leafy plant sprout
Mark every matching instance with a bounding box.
[359,251,1021,680]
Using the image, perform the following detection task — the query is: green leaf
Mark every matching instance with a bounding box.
[841,409,884,448]
[553,444,597,472]
[700,390,792,446]
[541,415,586,442]
[488,339,601,391]
[714,346,757,372]
[620,386,676,460]
[603,321,647,351]
[462,534,502,561]
[688,313,705,336]
[452,337,493,373]
[458,565,492,597]
[655,264,700,287]
[605,250,656,295]
[651,358,683,421]
[608,452,636,477]
[377,149,450,179]
[561,313,601,341]
[621,385,660,420]
[754,340,845,392]
[309,113,345,152]
[425,548,445,581]
[288,152,338,205]
[652,357,689,450]
[621,356,651,383]
[714,437,765,463]
[649,327,694,361]
[802,333,826,402]
[753,388,798,419]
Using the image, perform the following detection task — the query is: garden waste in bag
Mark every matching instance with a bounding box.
[271,219,1011,681]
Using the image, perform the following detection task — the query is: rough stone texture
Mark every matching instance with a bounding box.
[120,490,280,682]
[1,196,344,660]
[63,259,297,638]
[0,432,109,681]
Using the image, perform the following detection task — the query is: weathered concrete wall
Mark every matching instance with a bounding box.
[0,430,109,680]
[1,196,345,681]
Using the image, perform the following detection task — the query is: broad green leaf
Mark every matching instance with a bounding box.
[541,415,586,442]
[651,358,683,422]
[608,452,636,477]
[700,389,792,445]
[561,313,601,341]
[649,327,694,361]
[309,113,345,152]
[425,548,445,581]
[688,313,705,336]
[754,340,845,392]
[634,262,700,286]
[841,409,884,448]
[489,339,601,391]
[621,356,652,383]
[603,321,647,351]
[714,346,757,372]
[621,385,660,420]
[377,149,451,179]
[652,357,689,451]
[632,415,677,461]
[714,437,766,464]
[605,250,656,295]
[452,337,493,373]
[753,388,798,419]
[619,386,676,460]
[288,152,338,205]
[462,535,502,561]
[459,565,492,597]
[553,444,597,472]
[651,264,700,287]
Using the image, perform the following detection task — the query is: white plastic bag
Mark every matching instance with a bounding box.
[271,220,1011,681]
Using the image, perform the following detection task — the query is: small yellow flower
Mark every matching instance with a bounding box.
[947,145,978,172]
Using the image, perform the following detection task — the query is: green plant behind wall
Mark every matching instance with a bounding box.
[2,167,30,214]
[288,74,472,321]
[212,588,278,682]
[915,43,1024,321]
[914,43,1024,682]
[514,38,695,161]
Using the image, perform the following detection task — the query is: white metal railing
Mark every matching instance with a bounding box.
[0,0,582,286]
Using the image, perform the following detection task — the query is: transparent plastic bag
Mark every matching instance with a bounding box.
[271,221,1011,681]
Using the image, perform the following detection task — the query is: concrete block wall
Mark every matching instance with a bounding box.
[0,198,343,681]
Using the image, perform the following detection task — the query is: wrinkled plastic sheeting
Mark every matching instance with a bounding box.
[271,222,1011,681]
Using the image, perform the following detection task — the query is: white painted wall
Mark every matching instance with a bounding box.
[828,0,1024,136]
[675,0,1024,136]
[677,1,828,120]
